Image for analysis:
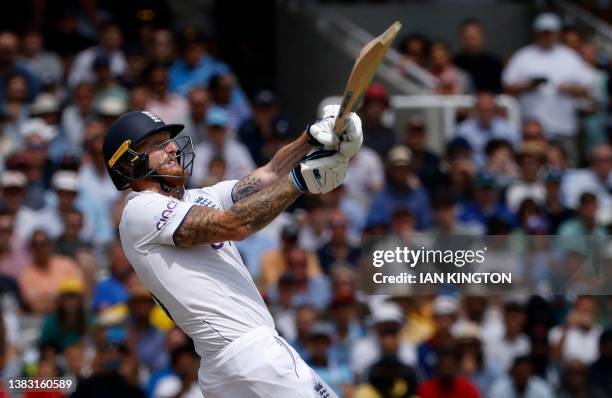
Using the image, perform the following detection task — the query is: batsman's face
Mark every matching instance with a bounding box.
[139,132,186,186]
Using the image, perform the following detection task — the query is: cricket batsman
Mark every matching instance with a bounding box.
[102,105,362,397]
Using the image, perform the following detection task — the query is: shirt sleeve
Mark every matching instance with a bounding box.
[208,180,239,209]
[122,193,195,247]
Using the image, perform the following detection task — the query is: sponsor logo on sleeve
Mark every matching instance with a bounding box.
[156,201,178,230]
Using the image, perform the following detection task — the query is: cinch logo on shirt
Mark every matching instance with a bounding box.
[156,201,178,230]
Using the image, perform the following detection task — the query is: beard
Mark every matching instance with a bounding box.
[155,161,187,187]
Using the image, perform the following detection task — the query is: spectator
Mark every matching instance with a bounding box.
[455,325,503,396]
[169,31,230,96]
[429,41,469,95]
[489,355,554,398]
[328,291,365,367]
[145,64,189,124]
[152,343,201,398]
[149,29,176,65]
[190,106,255,185]
[557,192,607,256]
[359,83,396,158]
[0,31,39,103]
[403,114,442,194]
[238,89,290,167]
[418,295,459,378]
[541,168,574,233]
[316,209,360,274]
[18,229,83,314]
[207,73,252,134]
[91,54,128,111]
[417,349,481,398]
[484,139,519,189]
[61,82,96,154]
[267,247,331,311]
[458,171,515,234]
[17,29,62,87]
[561,144,612,224]
[502,13,591,163]
[430,193,476,235]
[368,145,432,230]
[397,33,429,67]
[561,26,583,53]
[506,142,546,212]
[351,303,416,381]
[305,322,353,397]
[354,354,420,398]
[258,223,322,291]
[118,47,146,89]
[455,91,520,166]
[549,295,603,365]
[39,279,92,353]
[580,41,608,156]
[588,328,612,397]
[290,304,319,359]
[443,137,477,204]
[55,207,92,259]
[181,87,210,147]
[320,186,364,242]
[558,360,589,398]
[68,21,127,87]
[454,19,504,93]
[146,327,191,397]
[0,210,29,278]
[92,243,132,311]
[484,301,531,372]
[344,142,384,213]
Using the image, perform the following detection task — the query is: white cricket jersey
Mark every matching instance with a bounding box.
[118,180,275,359]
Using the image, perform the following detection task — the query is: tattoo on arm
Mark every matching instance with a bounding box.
[175,175,300,247]
[269,133,311,176]
[231,174,262,202]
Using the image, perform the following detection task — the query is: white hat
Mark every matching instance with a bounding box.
[0,170,27,188]
[433,295,459,316]
[21,118,57,143]
[30,93,60,115]
[52,170,79,192]
[96,96,127,116]
[369,303,405,326]
[533,13,561,33]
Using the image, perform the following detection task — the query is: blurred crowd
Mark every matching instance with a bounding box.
[0,2,610,398]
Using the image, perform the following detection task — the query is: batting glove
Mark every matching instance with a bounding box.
[291,149,348,194]
[306,105,363,158]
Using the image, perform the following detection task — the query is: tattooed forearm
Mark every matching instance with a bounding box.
[269,133,311,175]
[174,176,300,247]
[229,175,300,232]
[231,175,262,202]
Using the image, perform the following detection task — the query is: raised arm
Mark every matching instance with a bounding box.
[175,175,300,247]
[231,133,311,202]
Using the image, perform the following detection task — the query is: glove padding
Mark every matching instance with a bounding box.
[307,105,363,158]
[291,149,348,194]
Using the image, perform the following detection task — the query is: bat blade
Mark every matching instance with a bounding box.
[333,21,402,136]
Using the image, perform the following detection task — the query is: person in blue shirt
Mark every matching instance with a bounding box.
[92,242,132,311]
[368,145,432,230]
[168,32,231,96]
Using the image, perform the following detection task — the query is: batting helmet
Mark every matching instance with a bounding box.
[103,111,193,190]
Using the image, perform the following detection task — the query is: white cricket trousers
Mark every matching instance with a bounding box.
[198,325,338,398]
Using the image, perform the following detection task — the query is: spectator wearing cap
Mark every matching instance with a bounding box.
[588,328,612,397]
[549,295,603,366]
[418,296,459,378]
[208,73,252,134]
[502,13,592,162]
[360,83,396,159]
[455,91,520,167]
[457,171,515,234]
[237,89,292,166]
[61,82,96,154]
[351,303,416,382]
[169,31,231,96]
[453,19,504,93]
[39,278,93,353]
[0,210,30,278]
[368,145,432,230]
[0,169,27,215]
[91,53,128,112]
[190,106,255,185]
[257,223,322,291]
[18,229,84,314]
[316,209,360,274]
[506,142,547,213]
[354,354,420,398]
[484,301,531,372]
[145,64,189,124]
[541,168,574,233]
[29,93,74,164]
[561,144,612,224]
[403,114,443,194]
[68,21,127,87]
[181,87,210,147]
[17,30,62,87]
[417,349,481,398]
[489,355,554,398]
[0,31,40,103]
[429,40,470,95]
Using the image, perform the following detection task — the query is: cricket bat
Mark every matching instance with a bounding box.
[333,21,402,136]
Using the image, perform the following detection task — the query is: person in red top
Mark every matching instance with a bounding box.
[417,349,480,398]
